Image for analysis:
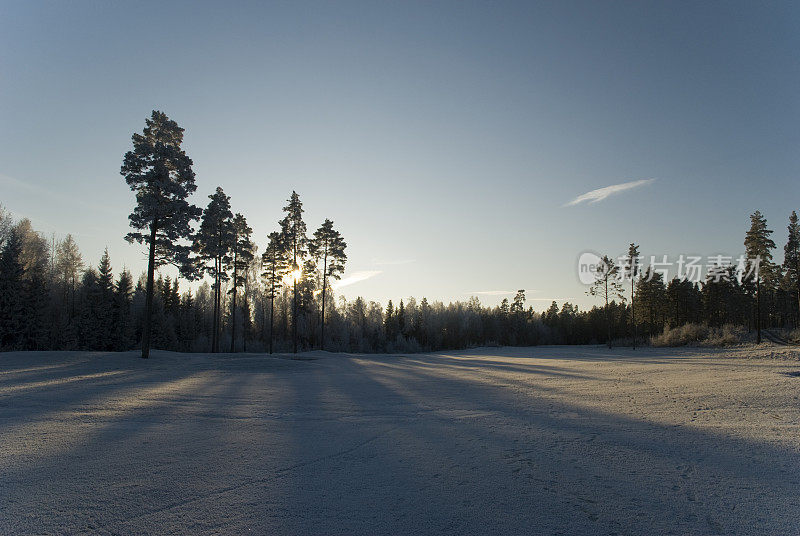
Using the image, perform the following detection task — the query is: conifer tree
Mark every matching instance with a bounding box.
[278,191,308,353]
[626,244,640,348]
[587,255,625,348]
[114,270,134,350]
[310,219,347,350]
[22,256,49,350]
[744,210,776,343]
[121,111,201,358]
[193,187,234,352]
[635,267,667,336]
[262,232,287,354]
[398,299,406,336]
[91,248,115,349]
[227,213,254,352]
[0,230,25,349]
[784,211,800,326]
[511,290,526,314]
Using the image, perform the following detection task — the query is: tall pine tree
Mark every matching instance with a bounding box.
[278,191,308,353]
[121,111,201,358]
[193,187,234,353]
[744,210,776,343]
[626,243,640,348]
[261,232,287,354]
[310,219,347,350]
[227,213,254,352]
[587,255,625,348]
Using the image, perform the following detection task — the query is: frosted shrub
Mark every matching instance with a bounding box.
[651,324,744,347]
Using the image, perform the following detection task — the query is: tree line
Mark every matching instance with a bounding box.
[1,111,797,354]
[3,203,796,354]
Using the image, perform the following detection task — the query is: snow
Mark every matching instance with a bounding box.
[1,346,799,535]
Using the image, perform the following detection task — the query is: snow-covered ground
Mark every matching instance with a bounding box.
[1,346,799,535]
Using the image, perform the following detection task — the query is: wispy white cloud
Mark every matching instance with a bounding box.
[468,290,516,296]
[332,270,382,290]
[0,172,117,216]
[564,178,656,207]
[371,258,416,266]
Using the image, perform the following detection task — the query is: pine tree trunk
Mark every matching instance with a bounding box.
[796,256,800,328]
[605,279,611,349]
[230,269,237,353]
[230,291,236,352]
[756,278,761,344]
[292,248,298,354]
[293,276,298,354]
[320,251,327,351]
[631,279,636,350]
[141,219,158,359]
[213,257,220,353]
[269,266,275,355]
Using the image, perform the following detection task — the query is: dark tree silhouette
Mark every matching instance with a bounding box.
[784,211,800,326]
[261,231,287,354]
[626,243,640,348]
[310,219,347,350]
[228,213,254,352]
[587,255,625,348]
[0,230,24,350]
[278,191,308,353]
[744,210,775,344]
[193,187,234,353]
[121,111,201,358]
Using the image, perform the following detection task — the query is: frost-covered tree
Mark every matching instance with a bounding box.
[193,187,234,352]
[310,219,347,350]
[227,213,254,352]
[121,110,201,358]
[744,210,775,343]
[55,234,83,320]
[0,204,12,248]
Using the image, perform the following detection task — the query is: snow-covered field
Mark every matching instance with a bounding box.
[1,346,799,535]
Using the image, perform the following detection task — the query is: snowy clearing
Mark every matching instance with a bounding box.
[1,346,799,535]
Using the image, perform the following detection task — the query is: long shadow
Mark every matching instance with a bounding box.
[3,350,799,534]
[284,359,798,533]
[345,354,800,533]
[0,355,286,533]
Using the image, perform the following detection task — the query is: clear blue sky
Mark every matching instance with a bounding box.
[1,1,798,309]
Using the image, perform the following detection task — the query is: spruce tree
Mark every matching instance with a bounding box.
[22,258,49,350]
[193,187,234,352]
[744,210,776,343]
[121,111,201,358]
[278,191,308,353]
[227,213,254,352]
[0,230,24,350]
[309,219,347,350]
[114,270,134,350]
[784,211,800,326]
